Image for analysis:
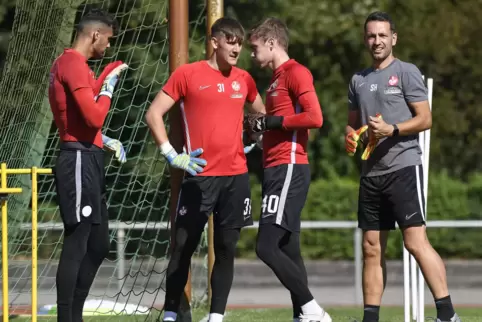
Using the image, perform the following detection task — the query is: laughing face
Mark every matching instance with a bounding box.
[364,20,397,63]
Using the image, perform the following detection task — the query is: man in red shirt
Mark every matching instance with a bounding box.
[246,18,331,322]
[145,17,265,322]
[48,9,127,322]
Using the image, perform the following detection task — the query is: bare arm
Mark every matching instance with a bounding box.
[246,93,266,114]
[346,110,361,135]
[397,100,432,135]
[145,91,176,149]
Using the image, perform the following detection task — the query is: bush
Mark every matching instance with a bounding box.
[237,171,482,259]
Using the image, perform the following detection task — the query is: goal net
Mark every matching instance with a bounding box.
[0,0,209,319]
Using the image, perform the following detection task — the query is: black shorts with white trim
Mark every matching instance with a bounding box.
[259,164,311,233]
[357,164,426,231]
[54,141,107,227]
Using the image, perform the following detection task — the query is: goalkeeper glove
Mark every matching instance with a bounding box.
[98,63,129,99]
[160,142,207,176]
[102,134,127,164]
[245,113,284,133]
[361,114,383,160]
[346,125,368,156]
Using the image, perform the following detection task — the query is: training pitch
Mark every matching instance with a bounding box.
[9,307,482,321]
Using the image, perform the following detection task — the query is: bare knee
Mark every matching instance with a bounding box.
[363,231,388,262]
[403,225,431,256]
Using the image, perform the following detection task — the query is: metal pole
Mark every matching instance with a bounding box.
[117,228,125,292]
[205,0,223,305]
[168,0,192,317]
[354,228,362,305]
[1,163,9,322]
[31,167,38,322]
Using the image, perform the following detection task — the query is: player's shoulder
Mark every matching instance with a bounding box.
[285,60,312,76]
[174,61,203,74]
[232,66,255,81]
[391,59,421,72]
[349,67,373,86]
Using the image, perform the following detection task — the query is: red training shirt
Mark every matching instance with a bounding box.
[263,59,323,168]
[48,49,111,148]
[162,61,258,176]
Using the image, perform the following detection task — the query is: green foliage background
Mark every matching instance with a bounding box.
[0,0,480,259]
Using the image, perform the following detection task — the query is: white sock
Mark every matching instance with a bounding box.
[208,313,224,322]
[301,299,323,315]
[163,311,177,321]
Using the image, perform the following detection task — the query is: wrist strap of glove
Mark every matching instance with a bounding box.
[160,141,177,162]
[265,115,284,130]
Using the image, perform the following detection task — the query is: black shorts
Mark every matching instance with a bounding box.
[54,142,107,227]
[259,164,310,232]
[358,165,426,230]
[175,172,252,232]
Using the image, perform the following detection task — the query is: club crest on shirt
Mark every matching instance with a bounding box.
[230,80,244,99]
[384,75,402,95]
[388,75,399,86]
[267,79,278,96]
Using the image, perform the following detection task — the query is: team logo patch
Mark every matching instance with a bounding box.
[267,79,278,92]
[178,206,187,216]
[230,80,243,99]
[388,75,399,86]
[231,81,240,91]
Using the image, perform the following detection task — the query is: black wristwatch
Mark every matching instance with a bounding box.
[392,124,399,137]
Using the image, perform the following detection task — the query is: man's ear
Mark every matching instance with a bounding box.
[267,38,275,50]
[210,36,219,50]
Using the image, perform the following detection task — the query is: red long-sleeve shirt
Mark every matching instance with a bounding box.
[263,59,323,167]
[48,49,111,148]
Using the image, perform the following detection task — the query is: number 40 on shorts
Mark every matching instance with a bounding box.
[262,195,280,214]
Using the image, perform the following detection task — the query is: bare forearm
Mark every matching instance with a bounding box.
[396,113,432,136]
[145,109,169,146]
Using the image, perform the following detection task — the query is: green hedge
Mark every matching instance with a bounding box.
[237,172,482,259]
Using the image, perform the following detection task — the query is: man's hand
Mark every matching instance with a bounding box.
[244,112,283,133]
[369,114,393,139]
[98,63,129,99]
[160,142,207,176]
[102,134,127,164]
[346,125,368,156]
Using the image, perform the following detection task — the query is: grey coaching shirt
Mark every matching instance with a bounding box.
[348,59,428,177]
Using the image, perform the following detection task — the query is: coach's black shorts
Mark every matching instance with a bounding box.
[358,165,426,231]
[259,164,310,232]
[175,172,252,232]
[54,142,107,227]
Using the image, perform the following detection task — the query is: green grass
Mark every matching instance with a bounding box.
[10,307,481,321]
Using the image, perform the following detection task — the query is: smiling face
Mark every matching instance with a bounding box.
[364,20,397,63]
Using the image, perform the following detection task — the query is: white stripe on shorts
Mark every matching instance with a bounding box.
[275,164,294,225]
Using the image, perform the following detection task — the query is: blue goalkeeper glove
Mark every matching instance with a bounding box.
[160,142,207,176]
[98,63,128,99]
[102,134,127,164]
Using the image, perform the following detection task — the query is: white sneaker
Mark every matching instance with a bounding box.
[299,311,332,322]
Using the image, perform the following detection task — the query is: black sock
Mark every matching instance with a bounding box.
[435,295,455,321]
[362,305,380,322]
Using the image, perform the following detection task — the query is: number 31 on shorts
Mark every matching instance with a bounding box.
[262,195,280,214]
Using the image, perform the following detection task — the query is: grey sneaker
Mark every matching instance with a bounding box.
[436,313,461,322]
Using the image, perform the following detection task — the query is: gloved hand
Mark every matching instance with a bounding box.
[94,61,125,94]
[97,63,129,99]
[361,113,383,160]
[160,143,207,176]
[346,125,368,156]
[242,130,260,154]
[244,112,283,133]
[102,134,127,164]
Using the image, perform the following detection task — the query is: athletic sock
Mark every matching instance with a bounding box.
[301,299,323,315]
[435,295,455,321]
[163,311,177,321]
[208,313,224,322]
[362,304,380,322]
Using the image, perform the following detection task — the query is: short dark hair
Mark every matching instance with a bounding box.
[248,17,289,50]
[211,17,245,44]
[364,11,396,33]
[77,8,118,34]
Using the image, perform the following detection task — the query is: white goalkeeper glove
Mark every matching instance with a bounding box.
[102,134,127,164]
[160,142,207,176]
[98,63,129,99]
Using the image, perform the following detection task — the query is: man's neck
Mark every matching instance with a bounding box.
[271,50,290,70]
[208,54,232,74]
[71,39,92,60]
[372,54,395,70]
